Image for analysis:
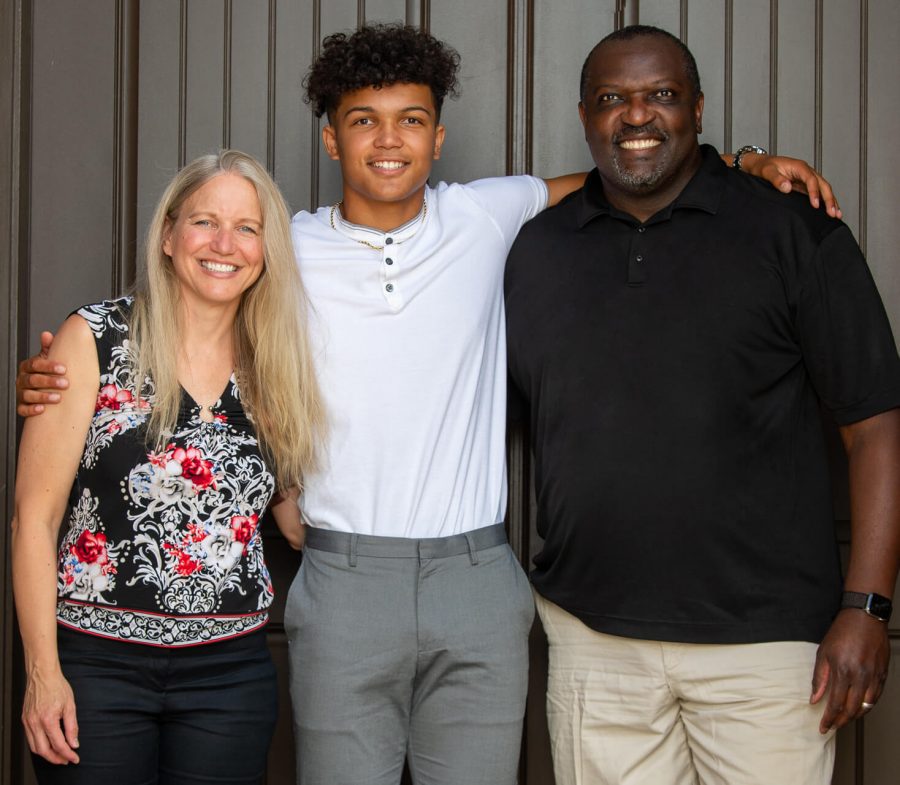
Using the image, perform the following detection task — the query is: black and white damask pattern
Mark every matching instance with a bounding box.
[55,298,276,647]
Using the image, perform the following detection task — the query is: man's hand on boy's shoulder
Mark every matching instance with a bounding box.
[16,331,68,417]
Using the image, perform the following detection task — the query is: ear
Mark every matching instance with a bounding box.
[578,101,588,134]
[694,92,704,135]
[322,124,340,161]
[433,124,446,160]
[161,220,173,257]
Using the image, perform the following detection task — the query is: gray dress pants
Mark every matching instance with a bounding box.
[284,524,535,785]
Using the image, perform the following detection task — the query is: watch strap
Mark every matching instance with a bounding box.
[841,590,893,622]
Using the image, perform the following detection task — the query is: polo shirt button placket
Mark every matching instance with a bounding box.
[627,225,648,286]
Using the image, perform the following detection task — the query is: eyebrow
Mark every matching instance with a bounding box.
[343,104,434,116]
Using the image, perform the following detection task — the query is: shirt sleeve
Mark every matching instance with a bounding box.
[462,175,549,248]
[796,224,900,424]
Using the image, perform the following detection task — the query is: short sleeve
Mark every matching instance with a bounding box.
[462,175,549,248]
[796,225,900,424]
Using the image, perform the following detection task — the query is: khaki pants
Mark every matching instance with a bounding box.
[535,592,835,785]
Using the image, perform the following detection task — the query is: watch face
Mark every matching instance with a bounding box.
[868,594,893,620]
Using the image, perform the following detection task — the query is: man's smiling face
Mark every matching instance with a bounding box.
[579,36,704,210]
[323,82,445,229]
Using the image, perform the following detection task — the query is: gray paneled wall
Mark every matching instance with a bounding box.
[6,0,900,783]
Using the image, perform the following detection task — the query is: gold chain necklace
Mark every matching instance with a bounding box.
[329,197,428,251]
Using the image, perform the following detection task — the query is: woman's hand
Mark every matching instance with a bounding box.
[22,666,80,765]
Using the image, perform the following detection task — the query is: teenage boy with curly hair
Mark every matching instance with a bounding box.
[17,22,838,785]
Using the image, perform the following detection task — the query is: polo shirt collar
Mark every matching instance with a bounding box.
[575,144,726,227]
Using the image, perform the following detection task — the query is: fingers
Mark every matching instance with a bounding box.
[22,711,80,765]
[815,175,842,219]
[62,701,80,752]
[19,358,68,380]
[16,388,63,418]
[818,668,867,733]
[39,330,55,357]
[815,660,887,733]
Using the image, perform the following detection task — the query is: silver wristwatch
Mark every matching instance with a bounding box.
[732,144,768,171]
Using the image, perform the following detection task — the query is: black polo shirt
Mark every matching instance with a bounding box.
[505,145,900,644]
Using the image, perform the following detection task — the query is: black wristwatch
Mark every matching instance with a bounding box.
[841,591,893,622]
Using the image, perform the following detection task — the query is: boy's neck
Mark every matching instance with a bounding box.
[339,188,427,232]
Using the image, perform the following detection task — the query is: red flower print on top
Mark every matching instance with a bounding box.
[96,384,134,412]
[172,447,217,490]
[71,530,110,565]
[230,514,259,554]
[149,444,218,491]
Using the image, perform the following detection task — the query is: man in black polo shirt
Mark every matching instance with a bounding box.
[505,25,900,785]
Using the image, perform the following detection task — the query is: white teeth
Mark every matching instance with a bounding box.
[201,261,238,273]
[371,161,405,170]
[619,139,662,150]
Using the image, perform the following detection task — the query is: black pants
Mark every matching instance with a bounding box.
[32,627,278,785]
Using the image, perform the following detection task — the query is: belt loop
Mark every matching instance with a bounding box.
[464,532,479,566]
[349,534,359,568]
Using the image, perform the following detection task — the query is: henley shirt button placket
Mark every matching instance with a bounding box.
[381,240,402,308]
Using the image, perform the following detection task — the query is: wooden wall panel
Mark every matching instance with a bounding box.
[531,0,616,178]
[28,0,117,342]
[272,0,315,212]
[730,0,772,149]
[429,2,509,184]
[364,0,408,25]
[775,0,817,164]
[136,0,181,252]
[184,0,227,161]
[866,0,900,340]
[822,1,862,239]
[229,0,273,162]
[316,0,360,208]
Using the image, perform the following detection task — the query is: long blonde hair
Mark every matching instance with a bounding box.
[131,149,324,491]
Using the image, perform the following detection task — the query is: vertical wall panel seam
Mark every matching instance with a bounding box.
[768,0,777,153]
[421,0,430,33]
[813,0,822,172]
[505,0,514,175]
[178,0,188,167]
[111,0,138,295]
[2,0,28,780]
[679,0,688,40]
[358,0,365,27]
[724,0,732,154]
[266,0,276,171]
[525,0,533,174]
[223,0,232,149]
[309,0,321,211]
[857,0,867,255]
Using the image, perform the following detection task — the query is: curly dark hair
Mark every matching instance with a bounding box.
[304,24,461,121]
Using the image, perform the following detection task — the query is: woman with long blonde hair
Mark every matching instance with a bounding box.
[12,149,323,784]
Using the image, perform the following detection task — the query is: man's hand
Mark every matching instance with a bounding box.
[739,153,842,219]
[810,609,889,733]
[16,331,67,417]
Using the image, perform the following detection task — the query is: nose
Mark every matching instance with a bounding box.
[374,121,402,148]
[210,226,236,254]
[621,96,654,127]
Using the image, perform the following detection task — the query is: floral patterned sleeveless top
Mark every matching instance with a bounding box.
[56,298,276,646]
